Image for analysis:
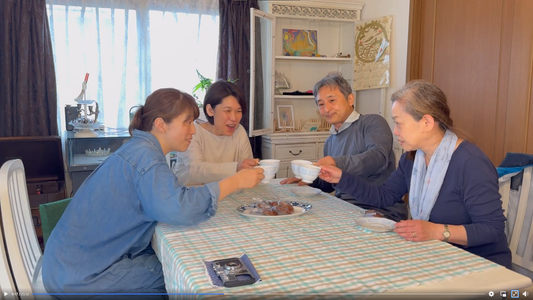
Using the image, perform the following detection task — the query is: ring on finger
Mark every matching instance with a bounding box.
[412,232,416,238]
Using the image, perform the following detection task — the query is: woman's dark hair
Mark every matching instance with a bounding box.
[129,88,199,135]
[203,81,246,125]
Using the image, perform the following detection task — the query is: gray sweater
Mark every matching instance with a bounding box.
[312,114,396,199]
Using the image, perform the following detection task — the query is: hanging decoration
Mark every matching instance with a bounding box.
[353,16,392,90]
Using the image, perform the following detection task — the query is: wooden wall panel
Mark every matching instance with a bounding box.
[493,0,515,164]
[409,0,533,165]
[406,0,421,81]
[419,0,435,81]
[503,0,533,157]
[528,49,533,153]
[432,0,503,160]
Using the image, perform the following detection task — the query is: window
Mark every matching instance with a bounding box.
[46,0,219,130]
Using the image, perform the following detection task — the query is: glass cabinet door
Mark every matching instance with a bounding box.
[249,8,275,137]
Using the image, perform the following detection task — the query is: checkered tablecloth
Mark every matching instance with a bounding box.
[152,182,500,299]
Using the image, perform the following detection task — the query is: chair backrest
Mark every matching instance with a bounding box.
[0,159,42,294]
[499,165,533,272]
[0,223,18,300]
[39,198,72,247]
[499,177,512,219]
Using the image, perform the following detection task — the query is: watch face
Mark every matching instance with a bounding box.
[443,231,451,238]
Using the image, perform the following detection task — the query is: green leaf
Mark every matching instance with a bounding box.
[192,82,203,94]
[193,70,239,98]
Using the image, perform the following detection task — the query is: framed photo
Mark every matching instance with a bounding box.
[277,105,294,128]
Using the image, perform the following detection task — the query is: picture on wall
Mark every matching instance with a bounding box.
[282,29,318,57]
[353,15,392,90]
[277,105,294,128]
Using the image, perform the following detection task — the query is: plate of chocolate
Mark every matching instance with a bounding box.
[236,200,313,219]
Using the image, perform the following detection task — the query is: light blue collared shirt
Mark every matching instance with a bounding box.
[329,111,361,135]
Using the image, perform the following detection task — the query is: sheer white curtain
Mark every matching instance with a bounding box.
[46,0,219,132]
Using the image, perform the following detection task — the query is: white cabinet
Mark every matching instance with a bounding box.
[250,1,364,176]
[318,142,325,159]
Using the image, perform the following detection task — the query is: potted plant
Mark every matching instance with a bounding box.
[192,70,213,107]
[192,70,239,104]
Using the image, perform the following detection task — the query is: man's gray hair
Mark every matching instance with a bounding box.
[313,71,353,104]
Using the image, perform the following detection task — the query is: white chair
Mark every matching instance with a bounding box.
[0,159,47,299]
[0,222,18,300]
[499,165,533,275]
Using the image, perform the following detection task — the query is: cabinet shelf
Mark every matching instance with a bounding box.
[275,56,352,62]
[71,153,112,166]
[66,130,131,195]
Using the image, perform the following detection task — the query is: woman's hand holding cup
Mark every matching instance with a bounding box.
[235,168,264,189]
[238,158,260,171]
[318,165,343,184]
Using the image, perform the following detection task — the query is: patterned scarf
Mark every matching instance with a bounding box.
[409,130,458,221]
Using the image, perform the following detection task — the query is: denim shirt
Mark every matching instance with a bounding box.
[42,129,219,293]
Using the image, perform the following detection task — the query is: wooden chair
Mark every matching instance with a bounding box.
[0,159,48,299]
[499,165,533,273]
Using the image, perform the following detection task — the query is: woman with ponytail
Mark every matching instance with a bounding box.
[318,81,511,268]
[43,88,264,298]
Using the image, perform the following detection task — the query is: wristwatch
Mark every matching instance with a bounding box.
[443,224,451,242]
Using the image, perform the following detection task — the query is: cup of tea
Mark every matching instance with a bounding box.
[259,159,280,174]
[291,160,313,179]
[299,164,321,183]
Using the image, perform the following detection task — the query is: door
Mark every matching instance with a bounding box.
[249,8,275,137]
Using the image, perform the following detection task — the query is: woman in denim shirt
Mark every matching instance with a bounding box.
[42,88,264,298]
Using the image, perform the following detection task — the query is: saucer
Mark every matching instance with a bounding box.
[354,217,396,233]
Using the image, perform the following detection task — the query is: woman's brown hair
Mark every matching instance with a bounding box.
[390,80,467,160]
[129,88,199,135]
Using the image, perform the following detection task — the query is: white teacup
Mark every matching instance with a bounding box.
[259,159,280,174]
[255,165,276,183]
[291,160,313,179]
[299,164,321,183]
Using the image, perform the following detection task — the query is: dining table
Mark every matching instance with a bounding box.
[152,180,532,299]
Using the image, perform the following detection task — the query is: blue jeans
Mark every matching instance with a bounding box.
[48,253,167,300]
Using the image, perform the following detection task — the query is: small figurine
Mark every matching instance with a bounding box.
[70,72,103,137]
[75,73,90,102]
[333,52,351,58]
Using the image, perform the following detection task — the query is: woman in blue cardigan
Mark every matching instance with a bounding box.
[319,80,511,268]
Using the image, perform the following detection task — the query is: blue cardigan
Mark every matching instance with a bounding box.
[336,141,512,268]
